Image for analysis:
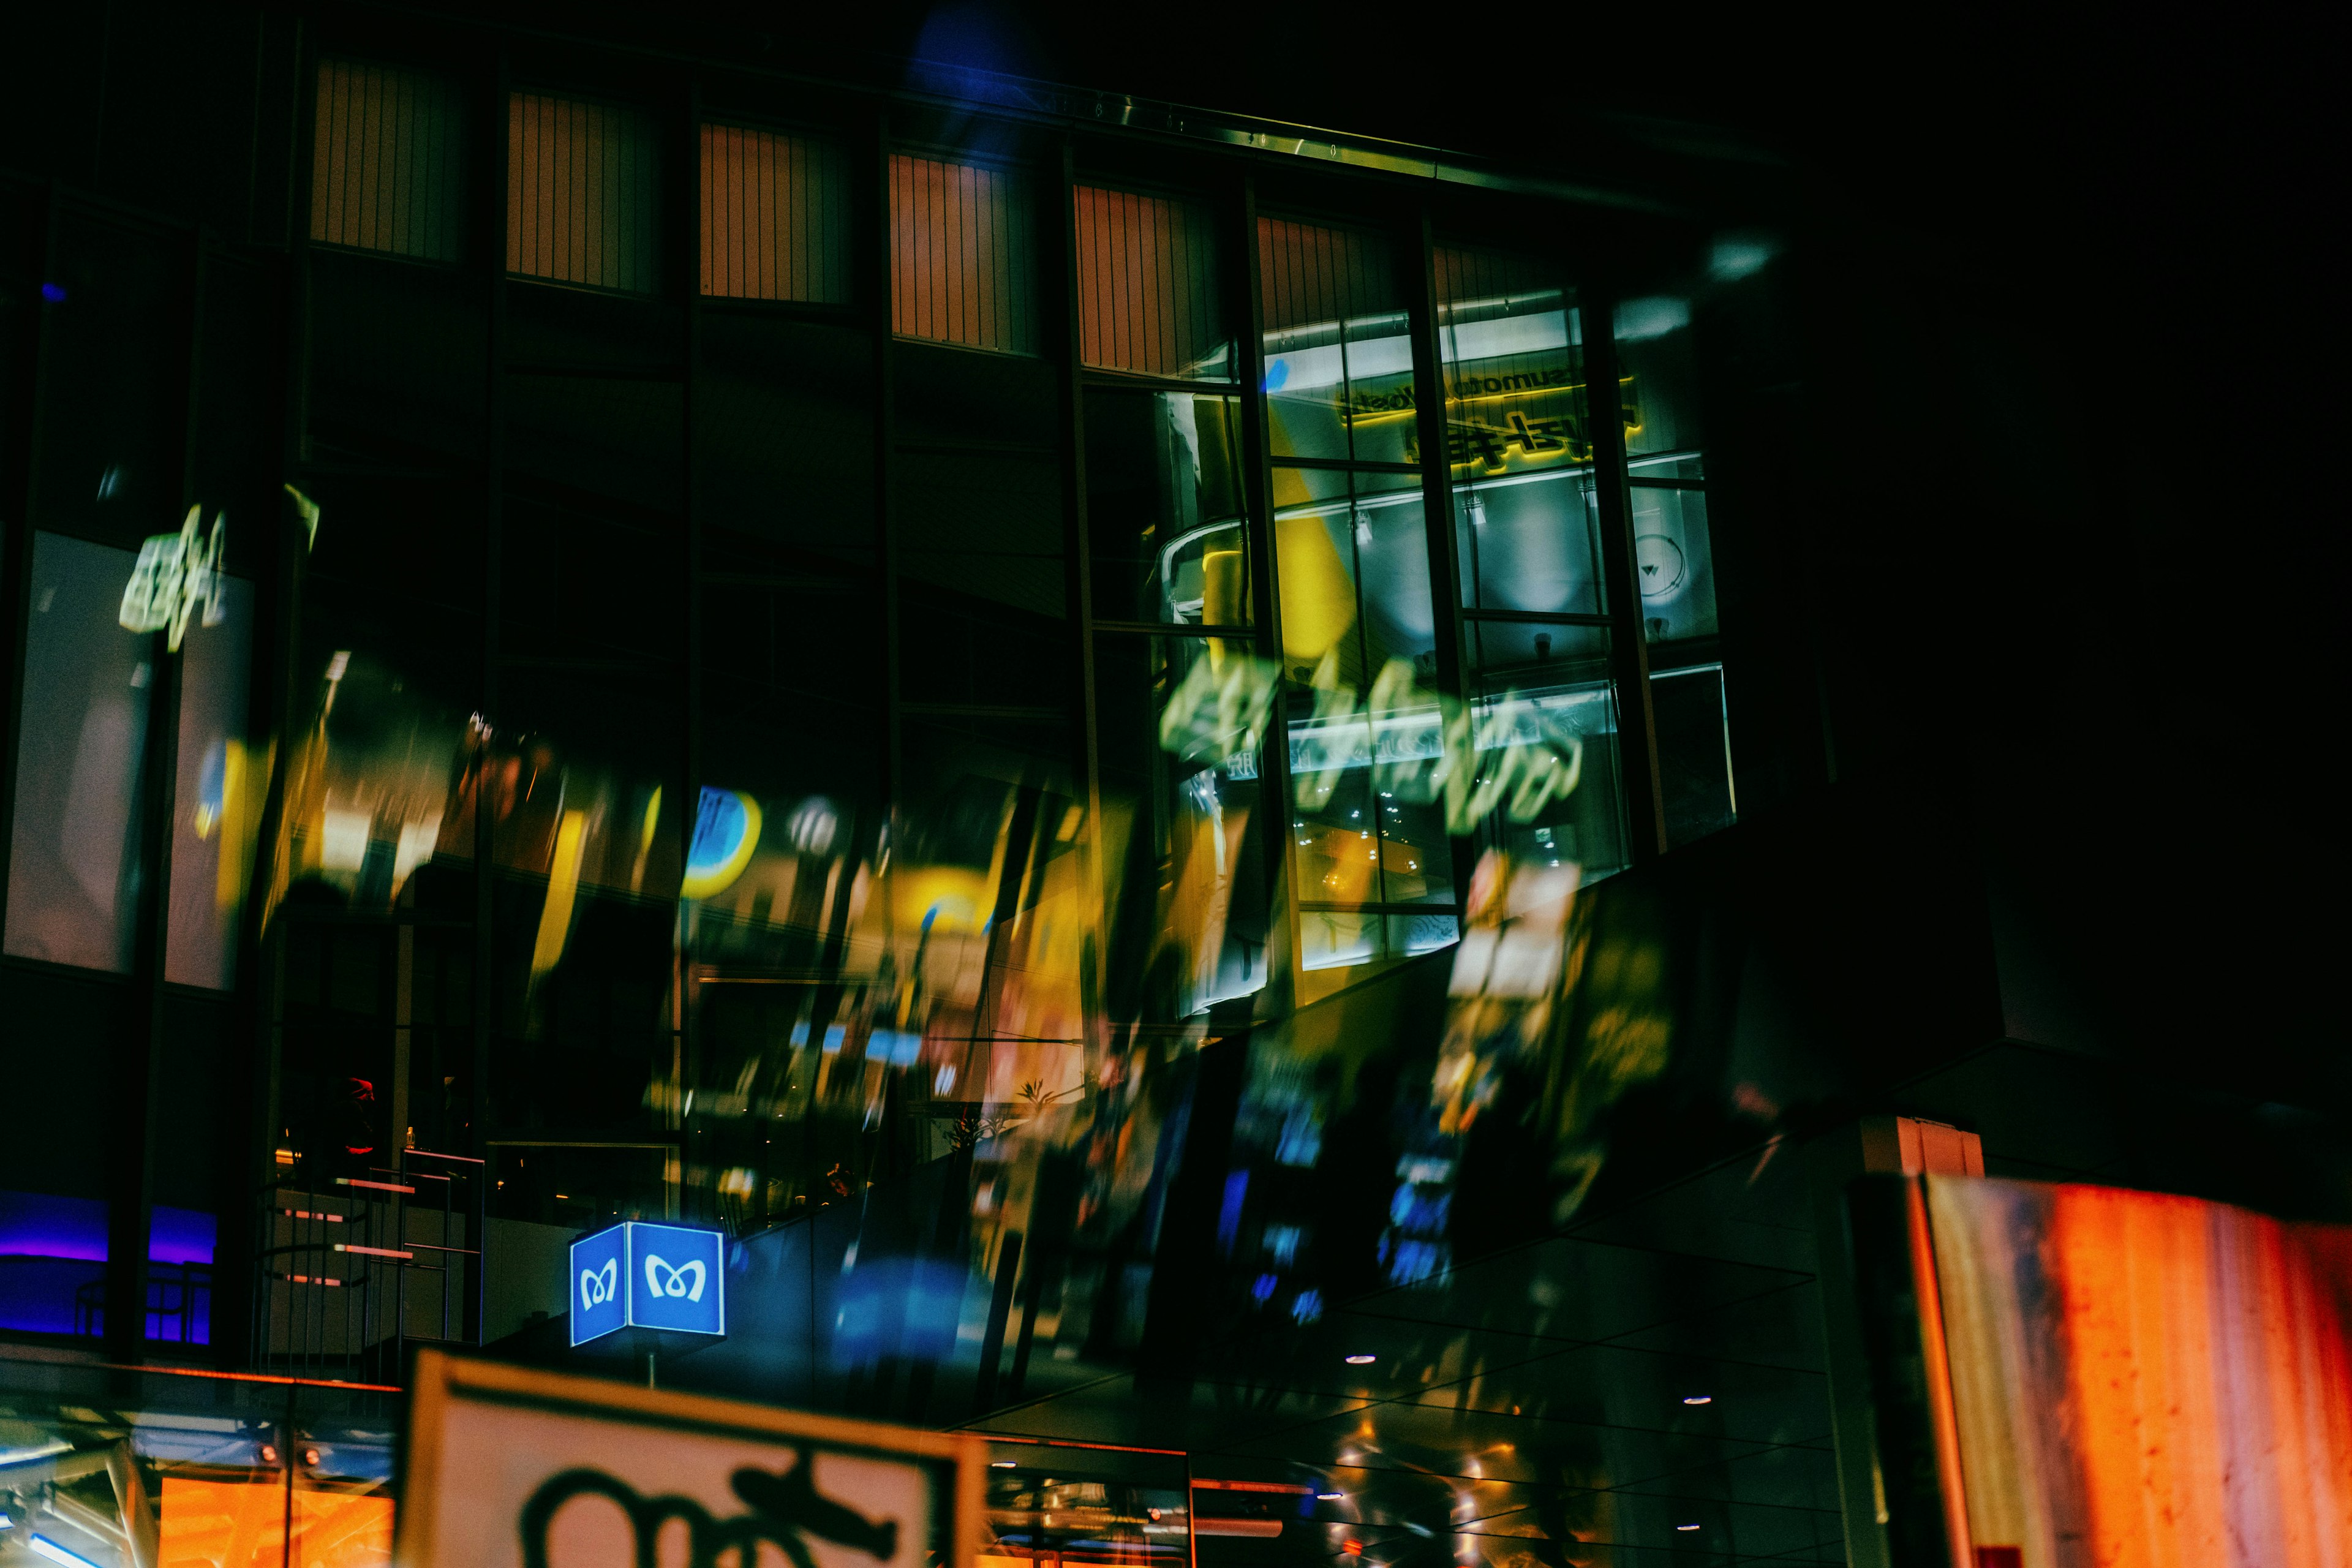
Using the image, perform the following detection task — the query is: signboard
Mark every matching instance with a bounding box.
[399,1351,981,1568]
[570,1221,728,1346]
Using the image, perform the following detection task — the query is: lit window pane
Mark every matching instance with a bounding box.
[312,59,467,263]
[165,575,255,990]
[508,94,662,293]
[700,123,850,303]
[1082,388,1248,627]
[891,154,1036,355]
[6,532,152,971]
[1074,186,1229,379]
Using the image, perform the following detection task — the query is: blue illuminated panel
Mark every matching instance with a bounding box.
[569,1221,725,1346]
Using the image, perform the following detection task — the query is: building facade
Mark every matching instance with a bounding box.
[4,6,2343,1568]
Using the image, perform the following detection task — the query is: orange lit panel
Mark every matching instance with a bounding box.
[1928,1177,2352,1568]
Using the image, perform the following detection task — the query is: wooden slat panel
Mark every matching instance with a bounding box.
[699,124,850,303]
[311,59,466,263]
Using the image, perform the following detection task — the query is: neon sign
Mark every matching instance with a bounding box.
[119,505,227,650]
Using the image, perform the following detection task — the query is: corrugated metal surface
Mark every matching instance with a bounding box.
[890,153,1036,355]
[1074,186,1225,379]
[701,124,850,304]
[507,94,661,293]
[311,59,467,262]
[1257,217,1395,333]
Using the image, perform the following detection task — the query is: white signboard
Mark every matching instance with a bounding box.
[398,1351,981,1568]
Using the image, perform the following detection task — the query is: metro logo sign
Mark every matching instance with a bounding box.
[569,1222,726,1346]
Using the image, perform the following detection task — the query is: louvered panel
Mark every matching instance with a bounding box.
[311,59,467,263]
[507,94,661,293]
[701,124,850,303]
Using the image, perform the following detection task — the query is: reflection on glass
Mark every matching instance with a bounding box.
[1276,470,1448,935]
[0,1368,400,1568]
[1617,292,1733,845]
[1257,218,1408,465]
[1438,246,1607,619]
[1082,390,1247,627]
[271,648,472,918]
[1074,185,1230,380]
[1099,635,1270,1020]
[1630,470,1718,643]
[983,1442,1191,1567]
[1653,663,1736,848]
[6,532,151,971]
[1464,619,1627,883]
[168,575,256,989]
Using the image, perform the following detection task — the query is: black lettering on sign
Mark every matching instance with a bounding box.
[521,1444,900,1568]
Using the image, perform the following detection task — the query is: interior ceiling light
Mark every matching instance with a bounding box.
[1317,1493,1345,1501]
[1345,1354,1377,1364]
[991,1461,1017,1468]
[1681,1395,1712,1405]
[1676,1524,1700,1532]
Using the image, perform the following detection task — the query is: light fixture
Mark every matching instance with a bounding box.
[1344,1354,1377,1365]
[1681,1395,1711,1405]
[1676,1524,1699,1532]
[991,1461,1017,1469]
[31,1537,108,1568]
[1317,1493,1344,1502]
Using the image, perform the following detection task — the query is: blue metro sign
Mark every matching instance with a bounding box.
[569,1221,726,1346]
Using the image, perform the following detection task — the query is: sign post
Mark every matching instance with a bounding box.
[398,1350,982,1568]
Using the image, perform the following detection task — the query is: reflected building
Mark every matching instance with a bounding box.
[1,8,2346,1568]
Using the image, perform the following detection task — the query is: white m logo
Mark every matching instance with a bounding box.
[579,1259,617,1314]
[644,1254,706,1302]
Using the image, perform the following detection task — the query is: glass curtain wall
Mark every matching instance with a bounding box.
[1257,217,1452,997]
[1437,245,1628,884]
[0,187,268,1345]
[3,45,1749,1433]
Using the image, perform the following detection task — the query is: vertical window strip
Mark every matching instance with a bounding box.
[311,59,465,263]
[508,93,659,293]
[889,153,1036,355]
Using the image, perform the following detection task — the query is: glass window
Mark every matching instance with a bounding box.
[312,59,468,263]
[1461,618,1628,884]
[6,532,151,971]
[1257,218,1411,465]
[507,94,662,293]
[1074,185,1229,380]
[31,216,182,551]
[165,573,255,989]
[1082,388,1247,627]
[1438,245,1605,618]
[1095,633,1272,1020]
[1277,470,1452,926]
[890,154,1037,355]
[1615,290,1734,846]
[700,123,851,303]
